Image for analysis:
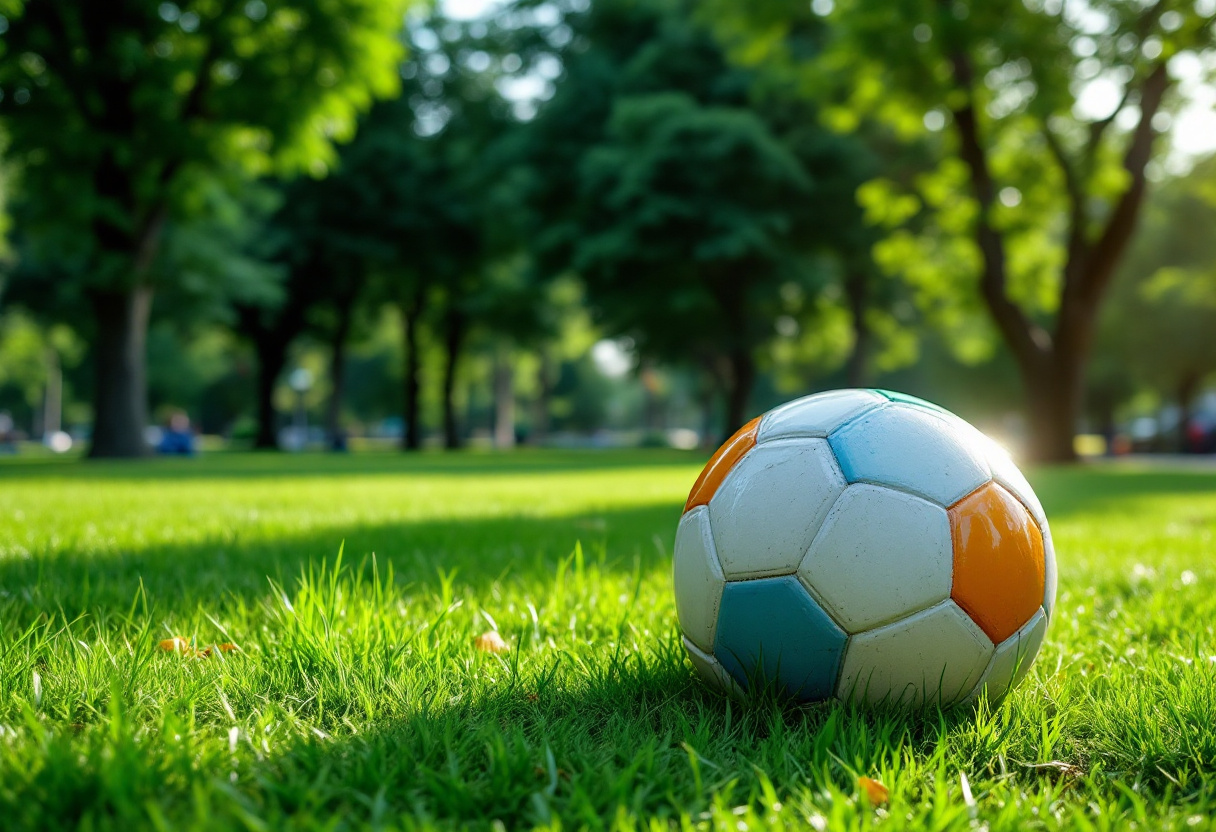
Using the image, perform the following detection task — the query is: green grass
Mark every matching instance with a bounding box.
[1,450,1214,830]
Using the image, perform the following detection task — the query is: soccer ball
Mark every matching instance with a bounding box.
[674,389,1056,708]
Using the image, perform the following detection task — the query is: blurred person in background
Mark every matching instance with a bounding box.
[156,411,196,456]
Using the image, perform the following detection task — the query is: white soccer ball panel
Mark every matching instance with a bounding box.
[756,389,885,444]
[683,635,743,698]
[799,484,952,633]
[672,506,725,653]
[966,607,1047,704]
[837,599,994,707]
[708,439,846,579]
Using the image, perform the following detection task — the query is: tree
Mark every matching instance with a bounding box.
[239,102,425,450]
[522,0,874,434]
[714,0,1216,461]
[575,93,828,432]
[0,0,408,456]
[1092,154,1216,447]
[392,16,543,450]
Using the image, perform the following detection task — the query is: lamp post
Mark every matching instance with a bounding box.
[288,368,313,452]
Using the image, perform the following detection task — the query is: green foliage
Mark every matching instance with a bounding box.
[0,0,408,276]
[0,0,413,454]
[576,91,818,356]
[1,453,1216,828]
[146,323,249,428]
[735,0,1214,318]
[0,310,82,422]
[1094,154,1216,413]
[154,181,285,325]
[711,0,1216,460]
[524,0,881,426]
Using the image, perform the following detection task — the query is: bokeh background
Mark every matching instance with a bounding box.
[1,0,1214,464]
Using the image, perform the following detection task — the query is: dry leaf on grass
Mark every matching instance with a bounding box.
[474,630,510,654]
[199,643,240,657]
[158,637,240,659]
[857,776,889,804]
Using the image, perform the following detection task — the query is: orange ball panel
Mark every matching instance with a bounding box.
[683,416,761,513]
[948,482,1045,643]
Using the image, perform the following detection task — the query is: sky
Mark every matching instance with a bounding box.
[441,0,1216,163]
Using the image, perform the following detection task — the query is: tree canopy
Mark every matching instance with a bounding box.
[0,0,410,456]
[713,0,1216,460]
[522,0,880,433]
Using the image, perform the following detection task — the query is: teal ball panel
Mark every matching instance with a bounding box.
[714,576,847,701]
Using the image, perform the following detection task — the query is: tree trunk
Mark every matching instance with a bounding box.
[723,348,755,440]
[442,307,466,450]
[401,294,425,451]
[325,300,354,451]
[253,334,289,450]
[1178,371,1201,453]
[87,287,153,458]
[1022,359,1081,464]
[492,345,516,449]
[845,269,870,388]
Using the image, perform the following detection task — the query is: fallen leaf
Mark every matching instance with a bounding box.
[474,630,509,654]
[158,637,240,659]
[159,636,192,653]
[199,643,239,658]
[858,776,889,804]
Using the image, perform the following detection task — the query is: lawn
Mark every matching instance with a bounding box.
[0,450,1214,831]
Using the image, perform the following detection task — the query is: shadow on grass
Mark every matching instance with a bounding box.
[0,502,683,626]
[11,626,980,830]
[203,653,865,827]
[9,460,1216,625]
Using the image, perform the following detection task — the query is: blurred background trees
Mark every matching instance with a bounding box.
[0,0,1213,460]
[712,0,1216,461]
[0,0,407,456]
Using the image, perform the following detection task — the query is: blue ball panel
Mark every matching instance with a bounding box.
[827,403,990,506]
[714,576,847,701]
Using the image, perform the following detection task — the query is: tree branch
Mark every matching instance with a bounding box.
[1081,62,1170,307]
[1084,1,1164,164]
[136,0,245,265]
[1043,124,1089,278]
[945,48,1052,366]
[1085,84,1133,163]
